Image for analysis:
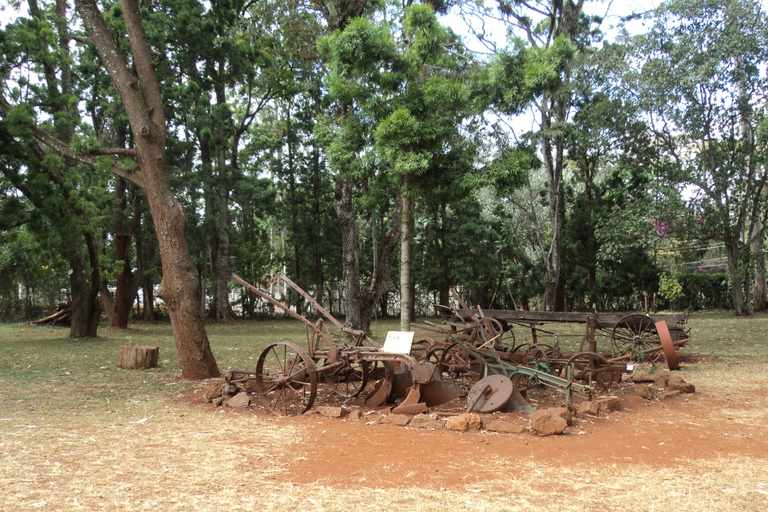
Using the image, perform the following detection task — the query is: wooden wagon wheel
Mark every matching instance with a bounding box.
[611,313,663,362]
[564,351,615,391]
[255,342,317,416]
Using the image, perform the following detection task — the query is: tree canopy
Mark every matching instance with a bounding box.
[1,0,766,375]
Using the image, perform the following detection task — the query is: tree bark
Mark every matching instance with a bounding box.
[68,235,102,338]
[751,218,767,312]
[400,185,412,331]
[334,177,362,328]
[724,231,747,315]
[111,178,137,328]
[118,345,159,369]
[359,196,402,333]
[76,0,219,378]
[541,94,566,312]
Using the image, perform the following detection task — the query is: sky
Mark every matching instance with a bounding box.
[0,0,664,31]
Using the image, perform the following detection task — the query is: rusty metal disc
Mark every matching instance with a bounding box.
[655,321,680,371]
[466,375,514,413]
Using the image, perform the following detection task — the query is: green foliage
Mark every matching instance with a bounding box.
[621,0,768,312]
[673,271,731,310]
[658,273,684,303]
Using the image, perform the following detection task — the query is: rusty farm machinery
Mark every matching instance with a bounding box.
[227,274,689,417]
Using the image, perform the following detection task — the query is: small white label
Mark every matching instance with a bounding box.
[382,331,415,354]
[626,363,635,372]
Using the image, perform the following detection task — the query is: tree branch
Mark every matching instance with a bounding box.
[121,0,165,130]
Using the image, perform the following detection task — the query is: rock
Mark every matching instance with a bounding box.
[551,407,573,426]
[226,391,251,408]
[221,383,238,396]
[667,376,695,393]
[577,401,601,416]
[578,397,620,417]
[346,408,365,421]
[530,407,571,436]
[627,384,655,400]
[484,419,526,434]
[445,413,483,432]
[654,373,671,387]
[411,413,445,430]
[619,394,648,410]
[243,379,261,394]
[381,414,411,426]
[597,397,621,413]
[631,372,656,383]
[317,406,344,418]
[661,390,682,400]
[211,397,225,407]
[200,382,223,403]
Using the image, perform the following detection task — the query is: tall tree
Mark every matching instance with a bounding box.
[495,0,593,311]
[624,0,768,315]
[1,0,104,337]
[73,0,219,377]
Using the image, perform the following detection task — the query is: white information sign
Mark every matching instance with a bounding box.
[382,331,415,355]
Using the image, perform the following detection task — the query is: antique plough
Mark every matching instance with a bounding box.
[414,289,691,412]
[229,273,462,416]
[226,275,659,417]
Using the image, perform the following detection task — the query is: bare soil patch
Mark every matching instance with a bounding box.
[185,357,768,493]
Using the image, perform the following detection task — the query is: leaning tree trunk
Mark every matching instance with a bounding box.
[77,0,219,379]
[145,170,219,377]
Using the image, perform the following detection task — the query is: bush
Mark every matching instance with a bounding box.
[673,272,731,310]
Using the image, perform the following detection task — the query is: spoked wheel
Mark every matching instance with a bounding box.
[411,334,436,360]
[611,313,662,361]
[323,359,369,398]
[510,343,558,365]
[564,351,615,391]
[438,342,485,397]
[424,342,450,365]
[478,317,507,347]
[255,342,317,416]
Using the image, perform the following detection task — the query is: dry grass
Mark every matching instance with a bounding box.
[1,312,768,511]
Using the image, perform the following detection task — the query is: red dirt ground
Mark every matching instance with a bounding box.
[187,366,768,490]
[275,390,768,489]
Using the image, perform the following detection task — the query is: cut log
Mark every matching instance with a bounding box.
[118,345,159,369]
[32,303,72,326]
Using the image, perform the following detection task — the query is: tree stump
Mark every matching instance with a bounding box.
[118,345,159,369]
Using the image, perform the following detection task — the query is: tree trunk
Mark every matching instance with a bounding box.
[68,236,101,338]
[400,185,412,331]
[213,152,233,320]
[135,205,156,321]
[118,345,159,369]
[111,177,135,328]
[334,177,362,328]
[358,197,402,333]
[724,235,747,315]
[541,96,565,312]
[751,218,767,312]
[210,83,234,321]
[76,0,219,379]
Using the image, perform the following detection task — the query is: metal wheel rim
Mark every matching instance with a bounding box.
[611,314,660,360]
[565,351,614,391]
[255,342,317,416]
